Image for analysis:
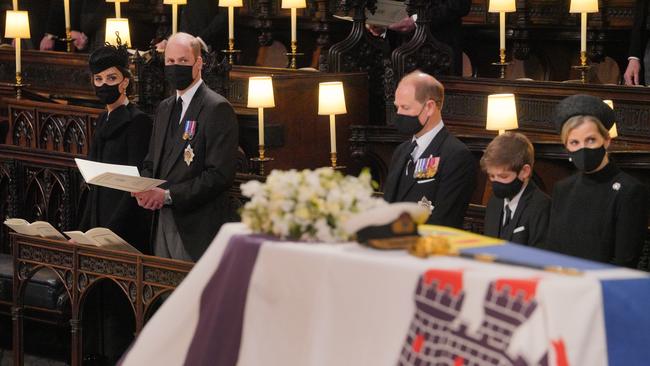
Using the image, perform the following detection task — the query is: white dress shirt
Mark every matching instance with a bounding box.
[411,121,445,161]
[502,181,528,226]
[175,78,203,125]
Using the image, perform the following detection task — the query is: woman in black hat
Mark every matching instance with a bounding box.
[545,94,648,267]
[78,44,153,254]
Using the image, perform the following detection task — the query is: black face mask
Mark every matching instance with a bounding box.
[165,64,195,91]
[395,105,427,136]
[492,176,524,200]
[569,146,606,172]
[94,83,122,105]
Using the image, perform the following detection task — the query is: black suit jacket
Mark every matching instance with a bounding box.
[483,182,550,247]
[629,0,650,59]
[383,126,476,228]
[141,82,238,261]
[79,103,153,253]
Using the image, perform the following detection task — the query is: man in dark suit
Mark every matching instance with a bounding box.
[180,0,227,52]
[134,32,238,262]
[624,0,649,85]
[155,0,228,53]
[383,70,475,228]
[481,132,550,247]
[370,0,471,75]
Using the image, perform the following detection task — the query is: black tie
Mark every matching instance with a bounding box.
[404,141,418,177]
[503,204,512,228]
[395,141,419,200]
[169,97,183,136]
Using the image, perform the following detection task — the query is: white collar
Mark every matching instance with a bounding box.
[504,180,528,216]
[176,78,203,105]
[411,120,444,160]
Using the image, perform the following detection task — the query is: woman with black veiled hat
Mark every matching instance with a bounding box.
[78,44,153,254]
[545,94,648,267]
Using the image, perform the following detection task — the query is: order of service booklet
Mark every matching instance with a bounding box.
[3,218,67,240]
[75,158,166,193]
[64,228,141,254]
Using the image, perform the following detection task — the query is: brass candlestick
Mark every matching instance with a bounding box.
[286,41,303,69]
[329,152,345,170]
[571,50,591,83]
[250,145,273,175]
[490,48,510,79]
[13,72,28,99]
[65,28,73,52]
[221,38,241,65]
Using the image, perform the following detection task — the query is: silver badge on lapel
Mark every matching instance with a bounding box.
[612,182,621,191]
[418,196,434,212]
[184,145,195,166]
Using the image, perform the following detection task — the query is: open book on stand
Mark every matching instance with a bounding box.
[64,228,141,254]
[75,158,166,193]
[4,218,67,240]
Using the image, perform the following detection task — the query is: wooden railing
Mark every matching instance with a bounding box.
[10,233,193,366]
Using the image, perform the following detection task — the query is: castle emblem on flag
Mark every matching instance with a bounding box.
[397,269,566,366]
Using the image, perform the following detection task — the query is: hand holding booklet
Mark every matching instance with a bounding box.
[75,158,166,193]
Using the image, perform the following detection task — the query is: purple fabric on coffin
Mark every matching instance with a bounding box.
[184,234,275,366]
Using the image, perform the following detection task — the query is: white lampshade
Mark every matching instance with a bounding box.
[5,11,31,39]
[603,99,618,138]
[248,76,275,108]
[488,0,516,13]
[219,0,243,6]
[570,0,598,13]
[105,18,131,47]
[163,0,187,4]
[486,93,518,132]
[318,82,347,115]
[281,0,306,9]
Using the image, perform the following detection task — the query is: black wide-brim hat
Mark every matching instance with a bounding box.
[553,94,615,132]
[88,45,129,74]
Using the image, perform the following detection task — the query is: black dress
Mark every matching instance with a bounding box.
[79,103,153,254]
[545,163,648,267]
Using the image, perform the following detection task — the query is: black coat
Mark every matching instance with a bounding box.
[383,126,476,228]
[483,182,550,247]
[79,103,153,253]
[545,163,648,268]
[629,0,649,59]
[141,82,238,261]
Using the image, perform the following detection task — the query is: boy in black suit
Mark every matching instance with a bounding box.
[481,132,550,247]
[383,70,476,228]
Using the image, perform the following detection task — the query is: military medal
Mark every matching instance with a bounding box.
[184,145,195,166]
[182,120,197,140]
[413,155,440,179]
[418,196,434,212]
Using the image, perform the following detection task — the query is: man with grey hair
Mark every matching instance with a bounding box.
[383,70,475,228]
[134,32,238,261]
